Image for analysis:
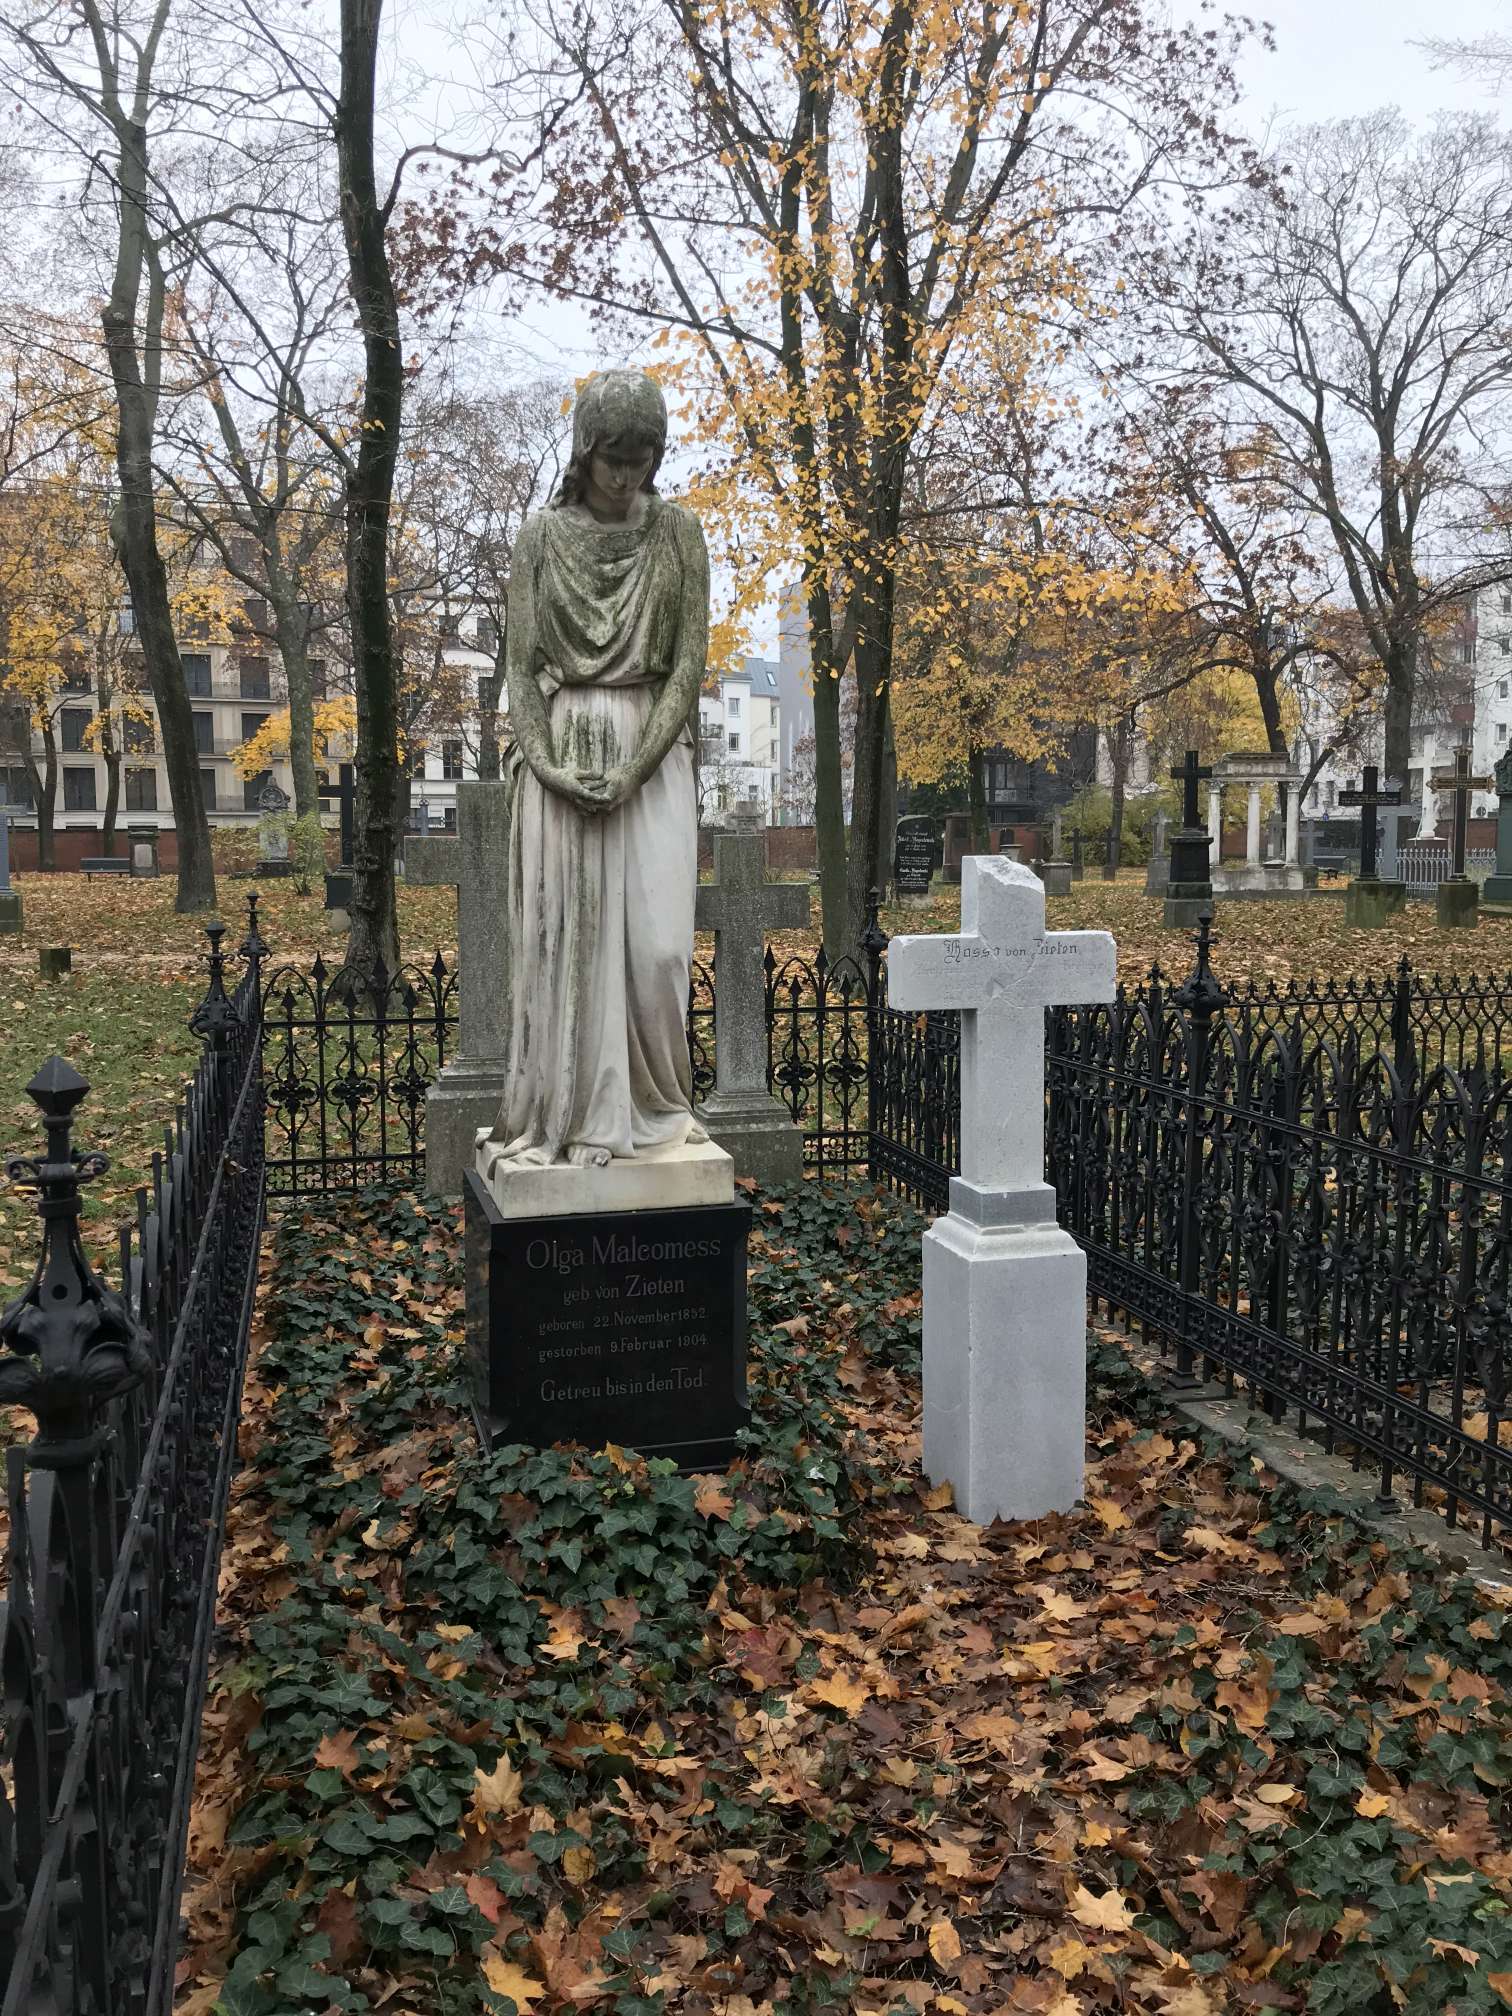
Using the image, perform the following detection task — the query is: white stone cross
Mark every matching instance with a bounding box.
[887,855,1115,1206]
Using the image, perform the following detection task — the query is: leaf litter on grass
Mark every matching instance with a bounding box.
[183,1185,1512,2016]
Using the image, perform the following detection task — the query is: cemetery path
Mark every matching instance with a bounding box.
[174,1186,1512,2016]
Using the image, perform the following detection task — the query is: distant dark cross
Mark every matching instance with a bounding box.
[1170,749,1213,831]
[1338,764,1402,882]
[1430,744,1492,880]
[318,762,356,869]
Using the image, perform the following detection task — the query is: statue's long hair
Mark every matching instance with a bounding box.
[551,369,668,509]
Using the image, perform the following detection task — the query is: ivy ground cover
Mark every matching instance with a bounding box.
[182,1184,1512,2016]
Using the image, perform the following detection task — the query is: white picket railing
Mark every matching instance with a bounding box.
[1398,840,1497,894]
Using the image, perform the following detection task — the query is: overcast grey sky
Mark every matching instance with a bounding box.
[1182,0,1508,124]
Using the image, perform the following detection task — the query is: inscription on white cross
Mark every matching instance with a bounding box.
[887,856,1116,1524]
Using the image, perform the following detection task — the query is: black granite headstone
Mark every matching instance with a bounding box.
[464,1173,752,1468]
[894,818,937,895]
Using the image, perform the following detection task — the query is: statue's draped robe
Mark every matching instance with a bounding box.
[493,496,700,1162]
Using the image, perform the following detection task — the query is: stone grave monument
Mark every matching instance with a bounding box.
[1039,809,1071,896]
[888,855,1116,1522]
[256,778,292,877]
[127,824,160,879]
[1144,809,1171,895]
[894,814,937,905]
[1340,765,1407,928]
[1378,798,1421,885]
[695,827,810,1184]
[1208,752,1305,896]
[1482,749,1512,914]
[1430,744,1490,931]
[1165,750,1215,927]
[406,779,513,1196]
[0,784,19,934]
[465,368,750,1469]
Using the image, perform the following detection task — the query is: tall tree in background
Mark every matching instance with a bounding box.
[454,0,1255,954]
[0,0,220,909]
[1149,111,1512,782]
[334,0,404,974]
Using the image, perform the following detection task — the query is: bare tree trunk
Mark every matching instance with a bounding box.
[99,88,215,910]
[809,588,849,961]
[1383,634,1415,782]
[477,648,505,781]
[1105,717,1130,881]
[336,0,402,975]
[873,708,897,898]
[24,737,55,872]
[844,605,894,953]
[100,738,121,852]
[968,746,989,851]
[268,586,319,821]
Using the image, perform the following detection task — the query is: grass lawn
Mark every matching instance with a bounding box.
[180,1183,1512,2016]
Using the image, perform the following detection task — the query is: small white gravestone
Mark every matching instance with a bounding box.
[887,855,1116,1523]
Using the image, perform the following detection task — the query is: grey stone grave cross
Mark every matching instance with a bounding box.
[1430,744,1491,930]
[694,828,811,1184]
[1430,743,1491,880]
[404,778,513,1194]
[887,856,1116,1523]
[1377,799,1420,883]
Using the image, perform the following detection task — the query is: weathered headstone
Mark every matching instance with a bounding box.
[39,947,70,979]
[1340,765,1406,928]
[887,856,1116,1522]
[406,780,513,1196]
[1165,751,1215,927]
[894,815,937,904]
[0,786,20,934]
[1430,744,1490,930]
[694,830,811,1184]
[1144,809,1171,895]
[1483,750,1512,912]
[127,824,159,880]
[257,778,292,878]
[1039,809,1071,896]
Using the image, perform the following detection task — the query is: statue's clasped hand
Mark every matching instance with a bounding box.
[546,765,635,816]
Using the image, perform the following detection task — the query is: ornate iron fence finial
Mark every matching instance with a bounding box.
[1173,907,1225,1020]
[0,1058,149,1433]
[190,917,240,1052]
[240,890,269,973]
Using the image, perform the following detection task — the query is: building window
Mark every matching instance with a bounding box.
[443,805,457,833]
[1502,591,1510,614]
[200,767,217,810]
[60,707,92,754]
[727,694,742,719]
[727,732,741,755]
[182,653,212,697]
[241,711,269,746]
[477,614,499,654]
[0,765,33,809]
[192,711,214,755]
[243,769,273,813]
[309,659,327,701]
[1502,638,1510,657]
[61,660,90,694]
[62,767,96,813]
[408,743,427,777]
[442,740,464,781]
[238,655,271,700]
[124,715,154,753]
[124,767,158,812]
[119,601,136,635]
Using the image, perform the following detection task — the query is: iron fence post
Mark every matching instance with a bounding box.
[1171,910,1225,1387]
[863,888,888,1183]
[1392,954,1417,1092]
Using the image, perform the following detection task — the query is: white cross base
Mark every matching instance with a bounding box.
[888,856,1117,1525]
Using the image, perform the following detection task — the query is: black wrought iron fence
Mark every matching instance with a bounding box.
[1049,919,1512,1545]
[0,901,267,2014]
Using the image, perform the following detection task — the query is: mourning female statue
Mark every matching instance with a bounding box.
[480,369,711,1173]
